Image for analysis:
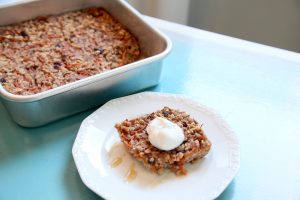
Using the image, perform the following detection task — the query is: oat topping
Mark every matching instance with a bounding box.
[115,107,212,175]
[0,7,141,95]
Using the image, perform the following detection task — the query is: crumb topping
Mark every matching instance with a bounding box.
[0,7,141,95]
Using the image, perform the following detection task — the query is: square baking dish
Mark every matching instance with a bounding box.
[0,0,172,127]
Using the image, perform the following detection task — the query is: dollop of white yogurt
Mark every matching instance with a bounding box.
[146,117,184,151]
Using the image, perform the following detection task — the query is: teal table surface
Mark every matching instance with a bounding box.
[1,16,300,200]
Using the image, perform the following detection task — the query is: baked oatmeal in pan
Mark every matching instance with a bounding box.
[115,106,212,175]
[0,7,141,95]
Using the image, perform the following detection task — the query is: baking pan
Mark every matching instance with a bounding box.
[0,0,172,127]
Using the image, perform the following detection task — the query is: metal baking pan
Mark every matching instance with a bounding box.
[0,0,172,127]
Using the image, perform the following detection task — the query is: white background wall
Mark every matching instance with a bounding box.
[127,0,300,53]
[127,0,190,25]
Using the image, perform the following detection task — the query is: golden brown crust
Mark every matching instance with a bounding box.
[0,7,141,95]
[115,107,212,175]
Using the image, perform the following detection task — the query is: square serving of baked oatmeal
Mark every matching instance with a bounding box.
[115,106,212,175]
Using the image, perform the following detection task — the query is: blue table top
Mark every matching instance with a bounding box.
[1,16,300,200]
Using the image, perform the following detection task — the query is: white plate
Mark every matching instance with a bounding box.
[72,92,240,200]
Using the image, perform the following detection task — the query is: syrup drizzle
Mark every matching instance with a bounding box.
[110,157,123,168]
[125,163,137,182]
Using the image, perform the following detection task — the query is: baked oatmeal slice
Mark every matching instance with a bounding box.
[115,106,211,175]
